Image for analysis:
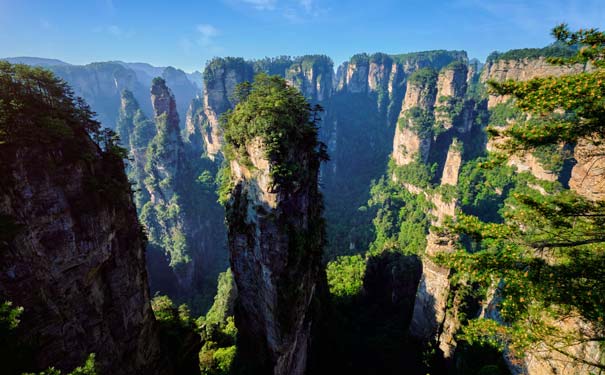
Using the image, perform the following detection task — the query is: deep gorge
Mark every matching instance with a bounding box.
[1,28,604,375]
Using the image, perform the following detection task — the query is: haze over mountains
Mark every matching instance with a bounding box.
[2,56,202,130]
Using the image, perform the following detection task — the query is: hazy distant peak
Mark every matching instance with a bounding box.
[2,56,72,67]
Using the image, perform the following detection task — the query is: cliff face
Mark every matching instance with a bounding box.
[0,70,162,373]
[48,62,154,129]
[390,61,479,359]
[227,139,324,375]
[323,51,467,256]
[200,58,255,159]
[142,78,196,290]
[162,66,200,129]
[481,57,589,108]
[223,76,326,375]
[285,56,334,102]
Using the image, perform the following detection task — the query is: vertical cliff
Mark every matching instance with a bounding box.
[140,77,228,306]
[324,50,467,257]
[161,66,200,130]
[384,59,482,362]
[285,55,334,102]
[222,75,326,375]
[142,78,191,288]
[200,58,255,159]
[116,89,157,209]
[0,63,162,374]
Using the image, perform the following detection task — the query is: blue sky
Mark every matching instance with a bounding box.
[0,0,603,72]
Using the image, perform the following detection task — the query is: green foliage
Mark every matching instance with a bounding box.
[0,300,22,332]
[457,157,515,223]
[400,106,435,138]
[0,62,124,158]
[326,255,366,298]
[391,50,467,68]
[221,73,327,189]
[487,100,524,128]
[198,270,237,375]
[151,295,201,374]
[438,25,605,370]
[408,67,438,87]
[368,170,433,255]
[390,158,435,189]
[24,354,98,375]
[486,42,576,63]
[532,143,566,174]
[203,270,236,327]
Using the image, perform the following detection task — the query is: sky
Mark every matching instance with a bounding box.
[0,0,603,73]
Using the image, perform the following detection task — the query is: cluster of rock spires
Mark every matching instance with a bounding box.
[2,47,604,375]
[117,78,227,305]
[389,55,604,374]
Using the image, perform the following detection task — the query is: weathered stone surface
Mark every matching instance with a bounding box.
[481,57,590,108]
[570,138,605,201]
[226,133,325,375]
[0,131,162,373]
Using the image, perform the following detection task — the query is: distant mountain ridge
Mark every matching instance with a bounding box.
[2,56,202,130]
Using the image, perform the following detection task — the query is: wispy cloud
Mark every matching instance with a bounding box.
[180,24,224,56]
[93,25,135,39]
[227,0,326,23]
[241,0,277,10]
[197,24,220,47]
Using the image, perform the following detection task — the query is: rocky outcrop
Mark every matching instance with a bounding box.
[569,138,605,201]
[480,57,590,108]
[285,55,334,101]
[142,78,193,287]
[202,58,255,159]
[392,69,437,165]
[226,137,325,375]
[391,61,478,360]
[0,78,162,373]
[116,90,156,209]
[224,77,326,374]
[162,67,200,130]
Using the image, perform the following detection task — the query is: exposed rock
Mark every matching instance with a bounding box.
[345,56,370,93]
[393,126,432,166]
[410,259,452,342]
[392,69,438,165]
[569,138,605,201]
[0,112,162,373]
[440,142,462,186]
[435,63,468,130]
[286,56,334,102]
[226,135,324,375]
[224,77,326,374]
[162,66,199,129]
[202,58,254,159]
[481,57,590,108]
[183,97,205,157]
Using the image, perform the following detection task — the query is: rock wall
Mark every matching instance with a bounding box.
[0,113,162,373]
[226,136,325,375]
[392,61,477,360]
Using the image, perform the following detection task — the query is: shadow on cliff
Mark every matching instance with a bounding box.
[310,251,429,375]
